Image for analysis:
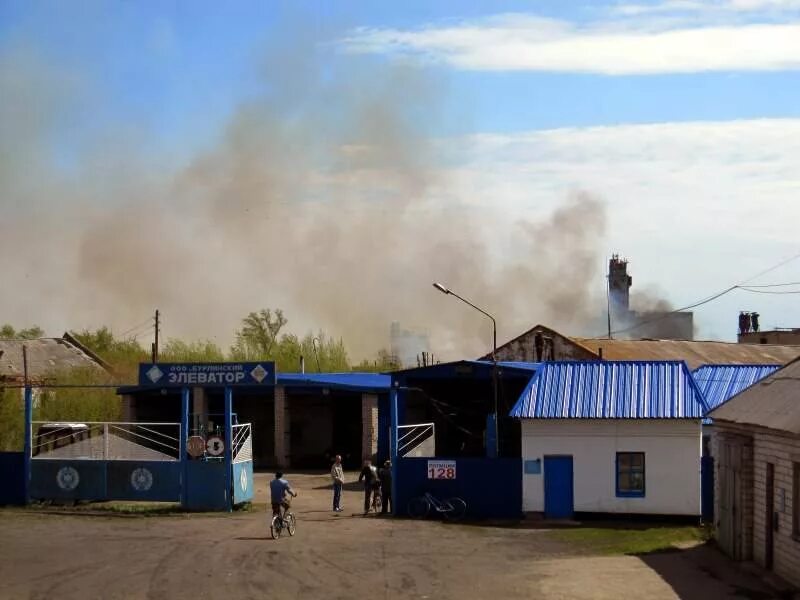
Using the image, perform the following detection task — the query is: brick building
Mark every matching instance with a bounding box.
[710,359,800,589]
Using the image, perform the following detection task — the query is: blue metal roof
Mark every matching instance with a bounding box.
[277,372,390,393]
[692,364,780,411]
[510,361,708,419]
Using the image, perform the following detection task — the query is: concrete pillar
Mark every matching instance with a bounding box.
[362,393,378,462]
[274,386,290,468]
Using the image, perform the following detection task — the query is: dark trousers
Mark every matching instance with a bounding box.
[363,485,374,513]
[381,484,392,514]
[333,482,342,510]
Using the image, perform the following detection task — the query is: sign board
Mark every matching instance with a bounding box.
[524,459,542,475]
[427,460,456,480]
[186,436,205,458]
[206,435,225,457]
[138,362,276,387]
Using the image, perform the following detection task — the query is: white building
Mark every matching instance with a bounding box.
[510,361,707,518]
[710,358,800,589]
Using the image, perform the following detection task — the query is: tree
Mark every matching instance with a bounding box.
[230,309,288,360]
[0,324,44,339]
[160,339,225,362]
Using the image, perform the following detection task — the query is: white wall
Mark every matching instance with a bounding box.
[522,419,702,516]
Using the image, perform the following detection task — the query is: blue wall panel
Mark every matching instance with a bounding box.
[107,461,181,502]
[0,452,25,505]
[30,460,106,501]
[185,461,227,510]
[232,461,254,505]
[395,457,522,519]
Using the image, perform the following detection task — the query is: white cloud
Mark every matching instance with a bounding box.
[344,12,800,74]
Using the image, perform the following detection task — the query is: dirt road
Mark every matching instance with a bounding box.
[0,473,782,600]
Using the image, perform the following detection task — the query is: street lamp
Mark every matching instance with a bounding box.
[432,282,499,457]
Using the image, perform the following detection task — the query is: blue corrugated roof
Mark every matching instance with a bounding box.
[510,361,708,419]
[277,372,390,392]
[692,364,780,411]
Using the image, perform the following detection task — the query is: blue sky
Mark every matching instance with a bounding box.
[2,1,800,355]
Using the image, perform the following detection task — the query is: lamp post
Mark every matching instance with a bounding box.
[432,282,499,457]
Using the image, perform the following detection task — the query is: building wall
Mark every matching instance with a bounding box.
[521,419,701,515]
[494,327,598,363]
[361,394,378,461]
[739,330,800,346]
[751,429,800,588]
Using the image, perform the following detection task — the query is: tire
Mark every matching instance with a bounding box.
[285,513,296,536]
[270,515,281,539]
[407,496,431,519]
[443,497,467,522]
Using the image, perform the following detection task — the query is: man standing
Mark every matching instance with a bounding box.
[358,459,378,515]
[330,455,344,512]
[379,460,392,515]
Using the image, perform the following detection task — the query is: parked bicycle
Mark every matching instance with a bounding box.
[407,492,467,521]
[270,507,297,539]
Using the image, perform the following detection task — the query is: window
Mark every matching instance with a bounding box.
[793,462,800,540]
[617,452,646,497]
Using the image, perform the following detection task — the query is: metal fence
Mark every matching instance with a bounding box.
[398,422,435,457]
[232,423,252,464]
[31,421,180,461]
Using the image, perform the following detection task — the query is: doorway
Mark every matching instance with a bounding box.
[544,455,574,519]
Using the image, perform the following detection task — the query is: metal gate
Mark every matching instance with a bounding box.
[29,421,182,502]
[232,423,254,505]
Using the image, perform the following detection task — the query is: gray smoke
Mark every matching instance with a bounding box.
[0,32,608,360]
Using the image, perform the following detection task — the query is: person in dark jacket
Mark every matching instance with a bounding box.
[358,459,378,515]
[378,460,392,515]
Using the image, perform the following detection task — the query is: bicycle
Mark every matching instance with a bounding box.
[371,487,382,513]
[407,492,467,521]
[270,505,297,539]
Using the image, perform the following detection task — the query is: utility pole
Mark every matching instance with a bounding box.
[152,309,160,364]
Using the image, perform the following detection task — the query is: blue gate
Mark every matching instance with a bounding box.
[29,421,183,503]
[544,455,574,519]
[232,423,254,505]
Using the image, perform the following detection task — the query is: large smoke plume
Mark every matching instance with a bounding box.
[0,30,608,360]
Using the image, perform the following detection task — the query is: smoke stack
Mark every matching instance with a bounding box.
[300,355,305,374]
[608,254,632,318]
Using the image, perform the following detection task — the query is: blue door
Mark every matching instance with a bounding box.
[544,456,574,519]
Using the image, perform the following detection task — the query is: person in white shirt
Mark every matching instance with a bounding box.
[330,454,344,512]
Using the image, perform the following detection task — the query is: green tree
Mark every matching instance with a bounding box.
[230,309,288,360]
[160,339,225,362]
[0,324,45,339]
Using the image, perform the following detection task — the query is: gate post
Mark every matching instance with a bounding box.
[181,387,190,509]
[23,385,32,504]
[390,385,398,516]
[224,386,233,512]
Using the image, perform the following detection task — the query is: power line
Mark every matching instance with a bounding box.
[739,287,800,295]
[607,251,800,337]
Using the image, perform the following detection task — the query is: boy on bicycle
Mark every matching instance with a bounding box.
[270,472,297,516]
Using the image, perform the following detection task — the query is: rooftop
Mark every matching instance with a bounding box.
[510,360,707,420]
[0,336,109,382]
[692,364,780,412]
[709,358,800,435]
[572,338,800,370]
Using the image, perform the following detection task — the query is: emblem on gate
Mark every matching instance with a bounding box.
[240,468,248,493]
[146,365,164,383]
[250,364,268,383]
[56,466,80,491]
[130,467,154,492]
